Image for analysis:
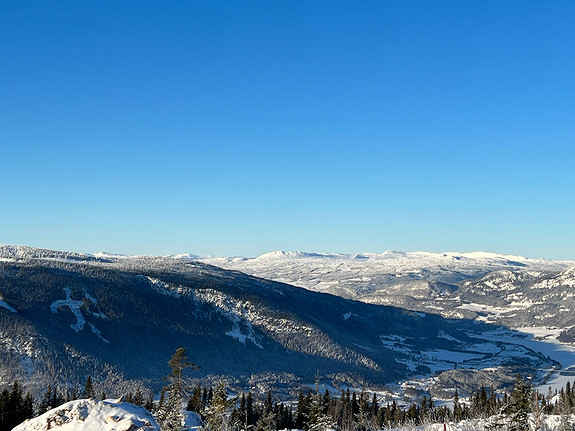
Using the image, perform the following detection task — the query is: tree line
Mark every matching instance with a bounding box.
[4,348,575,431]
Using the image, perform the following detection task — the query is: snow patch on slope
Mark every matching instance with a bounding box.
[0,298,16,313]
[50,288,86,332]
[194,289,263,348]
[50,288,109,343]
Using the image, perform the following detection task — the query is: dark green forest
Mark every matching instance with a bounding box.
[4,371,575,431]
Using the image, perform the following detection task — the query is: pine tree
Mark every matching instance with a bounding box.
[255,410,276,431]
[231,393,247,430]
[295,390,307,430]
[156,387,168,424]
[39,386,54,414]
[187,383,202,413]
[505,374,532,431]
[161,347,200,431]
[202,387,209,411]
[145,394,155,413]
[82,376,95,399]
[246,392,255,427]
[370,392,379,418]
[453,389,462,421]
[204,380,231,431]
[0,381,34,430]
[307,378,333,431]
[164,388,184,431]
[133,389,144,406]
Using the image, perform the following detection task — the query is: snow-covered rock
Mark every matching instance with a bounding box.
[13,399,160,431]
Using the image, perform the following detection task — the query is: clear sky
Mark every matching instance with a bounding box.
[1,1,574,260]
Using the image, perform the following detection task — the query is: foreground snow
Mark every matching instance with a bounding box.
[390,414,570,431]
[13,398,160,431]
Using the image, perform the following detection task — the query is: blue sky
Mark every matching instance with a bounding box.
[1,1,574,259]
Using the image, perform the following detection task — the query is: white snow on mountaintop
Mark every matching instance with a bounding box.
[201,249,571,268]
[93,251,131,259]
[13,398,160,431]
[252,250,536,261]
[93,251,202,260]
[198,250,572,300]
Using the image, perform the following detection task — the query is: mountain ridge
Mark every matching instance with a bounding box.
[198,249,572,302]
[0,244,561,400]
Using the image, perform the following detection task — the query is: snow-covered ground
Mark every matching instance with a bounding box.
[13,398,160,431]
[388,326,575,401]
[388,414,571,431]
[479,327,575,392]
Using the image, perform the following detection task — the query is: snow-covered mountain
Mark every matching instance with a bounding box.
[200,250,575,341]
[0,245,560,399]
[199,250,570,303]
[199,250,575,391]
[13,398,160,431]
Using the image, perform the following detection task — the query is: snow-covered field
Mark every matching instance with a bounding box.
[480,327,575,392]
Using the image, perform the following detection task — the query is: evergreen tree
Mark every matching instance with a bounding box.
[22,392,34,420]
[263,391,273,416]
[370,392,379,418]
[133,389,144,406]
[161,347,200,431]
[68,387,79,402]
[505,374,532,431]
[558,410,575,431]
[0,381,34,430]
[39,386,54,414]
[145,394,155,413]
[155,387,168,424]
[307,379,332,431]
[295,390,307,430]
[246,392,255,427]
[231,393,247,430]
[187,383,203,412]
[204,380,231,431]
[255,408,276,431]
[164,388,184,431]
[351,392,359,417]
[202,387,209,412]
[453,389,462,421]
[82,376,96,399]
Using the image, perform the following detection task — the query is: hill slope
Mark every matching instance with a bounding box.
[0,245,558,397]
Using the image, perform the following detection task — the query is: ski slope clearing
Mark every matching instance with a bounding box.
[13,398,160,431]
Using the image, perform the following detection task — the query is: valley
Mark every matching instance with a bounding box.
[1,245,574,406]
